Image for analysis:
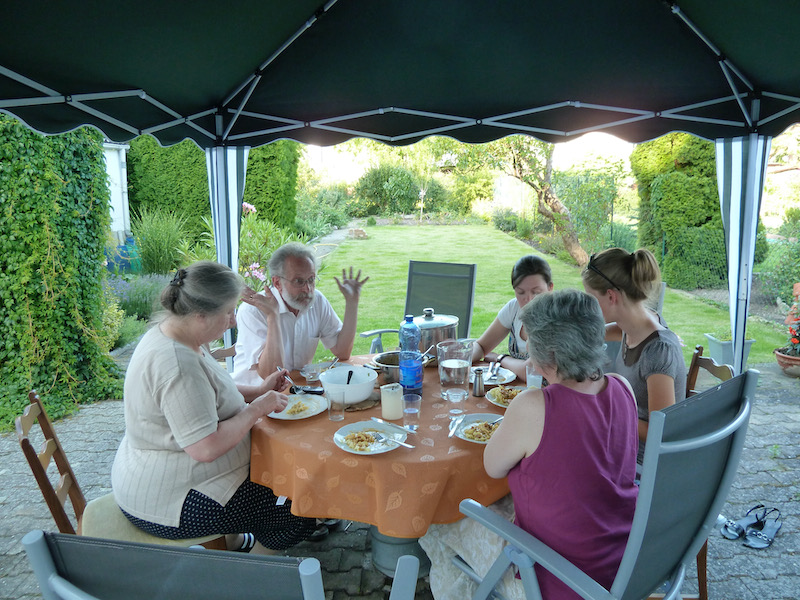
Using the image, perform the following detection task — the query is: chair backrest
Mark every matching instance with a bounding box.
[16,391,86,534]
[686,344,734,397]
[611,370,757,600]
[404,260,477,339]
[23,530,421,600]
[22,530,316,600]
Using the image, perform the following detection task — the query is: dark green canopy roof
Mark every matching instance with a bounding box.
[2,0,798,148]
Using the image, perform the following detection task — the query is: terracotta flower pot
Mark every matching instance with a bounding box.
[774,348,800,378]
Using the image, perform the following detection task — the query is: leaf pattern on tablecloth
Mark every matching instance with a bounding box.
[477,481,489,494]
[429,424,443,431]
[326,475,340,490]
[366,471,377,488]
[282,451,295,465]
[421,481,439,495]
[318,450,332,460]
[421,455,436,462]
[275,474,288,485]
[412,515,428,533]
[298,494,313,513]
[258,470,272,484]
[385,491,403,511]
[296,467,309,479]
[341,457,359,467]
[391,463,408,477]
[346,493,364,504]
[299,441,313,450]
[422,437,435,446]
[448,446,462,454]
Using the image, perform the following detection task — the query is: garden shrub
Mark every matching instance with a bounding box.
[106,274,171,321]
[132,207,188,274]
[296,183,352,237]
[113,316,149,350]
[491,208,518,233]
[352,164,419,216]
[99,287,125,353]
[756,239,800,304]
[0,116,121,430]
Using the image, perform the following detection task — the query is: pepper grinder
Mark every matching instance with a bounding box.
[473,367,485,397]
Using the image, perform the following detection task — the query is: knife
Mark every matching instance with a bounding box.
[448,414,466,437]
[370,416,417,434]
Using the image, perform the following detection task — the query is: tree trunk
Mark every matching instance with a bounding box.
[536,185,589,266]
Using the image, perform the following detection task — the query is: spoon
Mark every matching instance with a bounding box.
[346,370,354,385]
[277,366,303,394]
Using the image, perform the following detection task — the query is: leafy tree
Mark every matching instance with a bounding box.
[243,141,301,229]
[442,135,589,265]
[127,136,209,237]
[127,136,301,235]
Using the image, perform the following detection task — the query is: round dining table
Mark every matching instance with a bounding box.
[249,356,511,546]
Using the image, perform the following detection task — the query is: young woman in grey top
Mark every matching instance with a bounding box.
[582,248,686,462]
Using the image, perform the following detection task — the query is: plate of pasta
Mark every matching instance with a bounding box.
[455,413,503,444]
[486,385,525,408]
[269,394,327,420]
[333,421,408,454]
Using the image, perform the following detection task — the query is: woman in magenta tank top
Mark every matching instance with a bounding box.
[485,289,639,599]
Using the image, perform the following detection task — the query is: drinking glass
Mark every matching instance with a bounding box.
[402,394,421,431]
[327,390,345,421]
[437,340,471,417]
[525,362,543,389]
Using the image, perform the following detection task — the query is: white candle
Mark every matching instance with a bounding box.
[380,383,404,420]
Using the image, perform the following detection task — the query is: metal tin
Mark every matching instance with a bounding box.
[472,367,485,397]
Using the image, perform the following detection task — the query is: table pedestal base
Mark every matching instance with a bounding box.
[369,526,431,578]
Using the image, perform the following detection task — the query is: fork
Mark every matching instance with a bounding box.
[373,432,415,449]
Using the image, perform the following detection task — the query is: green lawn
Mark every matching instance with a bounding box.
[313,224,784,366]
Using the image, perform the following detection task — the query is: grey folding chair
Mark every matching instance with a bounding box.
[23,530,420,600]
[361,260,477,353]
[455,369,758,600]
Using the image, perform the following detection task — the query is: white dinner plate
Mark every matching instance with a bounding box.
[485,385,525,409]
[334,420,408,455]
[471,366,516,385]
[268,394,327,420]
[455,413,503,445]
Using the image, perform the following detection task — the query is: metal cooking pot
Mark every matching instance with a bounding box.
[371,350,435,383]
[413,308,458,363]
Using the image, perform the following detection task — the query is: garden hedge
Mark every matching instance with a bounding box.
[0,115,121,430]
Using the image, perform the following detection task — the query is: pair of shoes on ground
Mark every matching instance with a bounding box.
[720,504,782,549]
[306,519,342,542]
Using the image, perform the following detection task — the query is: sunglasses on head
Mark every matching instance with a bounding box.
[586,254,622,290]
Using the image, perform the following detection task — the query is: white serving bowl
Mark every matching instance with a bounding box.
[319,365,377,405]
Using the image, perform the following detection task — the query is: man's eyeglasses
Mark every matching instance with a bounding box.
[585,254,621,290]
[280,276,318,288]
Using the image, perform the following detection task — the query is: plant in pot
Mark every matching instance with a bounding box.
[703,327,754,367]
[774,282,800,378]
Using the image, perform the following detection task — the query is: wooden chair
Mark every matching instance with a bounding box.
[686,344,735,398]
[23,530,420,600]
[455,371,757,600]
[682,345,734,600]
[16,391,226,549]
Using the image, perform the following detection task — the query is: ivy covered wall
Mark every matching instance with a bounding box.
[0,115,122,429]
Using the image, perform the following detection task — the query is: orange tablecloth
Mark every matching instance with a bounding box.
[250,356,510,538]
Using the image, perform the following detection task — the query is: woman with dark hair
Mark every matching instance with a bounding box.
[112,261,315,554]
[421,289,639,600]
[471,254,553,382]
[581,247,686,463]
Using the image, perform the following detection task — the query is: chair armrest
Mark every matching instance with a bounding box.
[359,329,399,338]
[388,555,420,600]
[459,499,610,600]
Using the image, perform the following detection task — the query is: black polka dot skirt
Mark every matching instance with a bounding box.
[121,477,315,550]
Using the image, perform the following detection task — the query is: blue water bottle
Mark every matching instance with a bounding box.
[399,315,423,395]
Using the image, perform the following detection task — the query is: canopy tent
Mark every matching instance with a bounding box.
[2,0,799,372]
